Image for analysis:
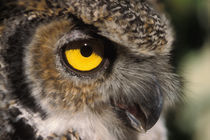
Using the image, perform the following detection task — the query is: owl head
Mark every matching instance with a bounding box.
[0,0,181,139]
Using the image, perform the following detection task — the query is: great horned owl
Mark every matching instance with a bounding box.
[0,0,181,140]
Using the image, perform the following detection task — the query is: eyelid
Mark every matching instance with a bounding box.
[65,30,92,42]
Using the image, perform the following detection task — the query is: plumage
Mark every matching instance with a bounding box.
[0,0,181,140]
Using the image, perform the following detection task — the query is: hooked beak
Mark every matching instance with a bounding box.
[112,83,163,132]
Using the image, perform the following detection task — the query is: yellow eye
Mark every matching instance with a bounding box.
[64,40,104,72]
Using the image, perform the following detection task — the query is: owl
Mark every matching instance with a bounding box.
[0,0,181,140]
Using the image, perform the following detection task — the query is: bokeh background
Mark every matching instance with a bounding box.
[158,0,210,140]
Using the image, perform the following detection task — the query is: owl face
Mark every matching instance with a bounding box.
[0,0,181,139]
[24,18,160,130]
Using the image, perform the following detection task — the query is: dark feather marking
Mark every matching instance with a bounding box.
[3,21,43,114]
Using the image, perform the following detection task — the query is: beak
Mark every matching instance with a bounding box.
[113,83,163,132]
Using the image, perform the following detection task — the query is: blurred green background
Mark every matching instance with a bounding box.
[158,0,210,140]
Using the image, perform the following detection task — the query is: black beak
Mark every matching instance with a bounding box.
[113,83,163,132]
[135,83,163,131]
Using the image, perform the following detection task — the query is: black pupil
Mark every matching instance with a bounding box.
[80,44,93,57]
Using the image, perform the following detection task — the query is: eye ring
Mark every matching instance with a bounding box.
[60,39,108,75]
